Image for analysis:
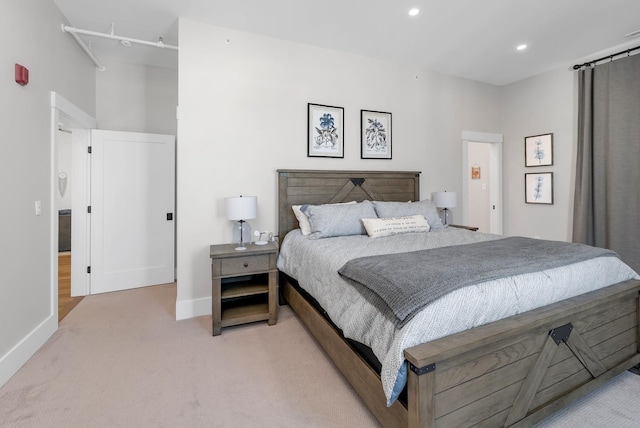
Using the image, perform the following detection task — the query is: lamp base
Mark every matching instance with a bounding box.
[231,220,252,250]
[443,208,451,226]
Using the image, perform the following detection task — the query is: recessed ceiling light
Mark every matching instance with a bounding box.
[516,44,527,51]
[409,8,420,16]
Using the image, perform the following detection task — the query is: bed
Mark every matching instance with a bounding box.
[276,169,640,427]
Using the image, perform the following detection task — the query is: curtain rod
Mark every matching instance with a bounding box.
[573,44,640,70]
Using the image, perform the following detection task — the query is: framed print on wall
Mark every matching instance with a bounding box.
[308,103,344,158]
[525,172,553,204]
[361,110,392,159]
[525,133,553,167]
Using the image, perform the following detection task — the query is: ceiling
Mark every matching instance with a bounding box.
[52,0,640,86]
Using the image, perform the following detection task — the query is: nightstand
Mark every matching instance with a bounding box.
[210,241,278,336]
[450,224,479,231]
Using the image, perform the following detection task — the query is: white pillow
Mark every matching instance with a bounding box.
[292,201,356,235]
[362,215,430,238]
[292,205,312,235]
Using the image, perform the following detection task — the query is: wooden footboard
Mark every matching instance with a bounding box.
[283,276,640,428]
[404,279,640,427]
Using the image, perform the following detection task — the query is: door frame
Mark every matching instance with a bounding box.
[70,130,92,296]
[50,92,95,314]
[461,131,503,234]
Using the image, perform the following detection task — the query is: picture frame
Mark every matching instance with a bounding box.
[361,110,392,159]
[525,133,553,167]
[525,172,553,204]
[308,103,344,158]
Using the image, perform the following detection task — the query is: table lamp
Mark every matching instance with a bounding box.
[225,195,257,250]
[433,191,457,226]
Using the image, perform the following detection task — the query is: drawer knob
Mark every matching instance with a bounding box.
[243,262,249,268]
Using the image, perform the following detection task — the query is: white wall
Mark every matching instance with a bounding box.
[501,68,576,240]
[176,18,502,319]
[96,61,178,136]
[0,0,95,387]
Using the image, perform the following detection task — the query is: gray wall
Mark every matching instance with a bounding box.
[501,68,576,240]
[96,61,178,135]
[0,0,96,385]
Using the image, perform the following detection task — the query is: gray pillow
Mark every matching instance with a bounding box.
[304,200,377,239]
[372,200,444,229]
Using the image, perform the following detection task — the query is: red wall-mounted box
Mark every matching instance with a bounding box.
[15,63,29,86]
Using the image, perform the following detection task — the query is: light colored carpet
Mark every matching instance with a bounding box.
[0,283,639,427]
[534,371,640,427]
[0,284,377,427]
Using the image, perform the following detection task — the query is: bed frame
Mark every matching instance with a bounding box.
[277,169,640,427]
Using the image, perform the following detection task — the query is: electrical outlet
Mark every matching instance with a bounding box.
[35,200,41,216]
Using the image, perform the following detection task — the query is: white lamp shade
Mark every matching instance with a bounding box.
[225,196,257,220]
[433,191,457,209]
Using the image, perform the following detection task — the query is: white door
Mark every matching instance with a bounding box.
[89,130,175,294]
[461,132,503,234]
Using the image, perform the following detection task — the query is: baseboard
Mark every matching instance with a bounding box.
[175,296,211,321]
[0,314,57,388]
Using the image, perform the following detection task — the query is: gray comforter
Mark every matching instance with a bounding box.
[339,237,618,327]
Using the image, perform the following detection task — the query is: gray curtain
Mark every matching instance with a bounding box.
[573,53,640,272]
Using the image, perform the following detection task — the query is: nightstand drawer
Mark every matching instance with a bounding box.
[220,254,270,275]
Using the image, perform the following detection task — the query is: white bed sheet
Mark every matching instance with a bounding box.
[277,228,639,405]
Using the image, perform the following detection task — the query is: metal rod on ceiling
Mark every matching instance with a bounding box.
[573,44,640,70]
[61,24,179,51]
[62,24,106,71]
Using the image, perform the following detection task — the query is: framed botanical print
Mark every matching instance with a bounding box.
[525,133,553,167]
[361,110,392,159]
[308,103,344,158]
[525,172,553,204]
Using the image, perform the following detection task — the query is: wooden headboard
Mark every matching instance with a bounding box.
[277,169,421,243]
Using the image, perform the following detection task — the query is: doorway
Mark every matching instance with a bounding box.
[461,131,503,234]
[51,93,96,323]
[56,125,83,321]
[51,93,176,322]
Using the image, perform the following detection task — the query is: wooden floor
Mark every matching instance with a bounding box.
[58,252,83,322]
